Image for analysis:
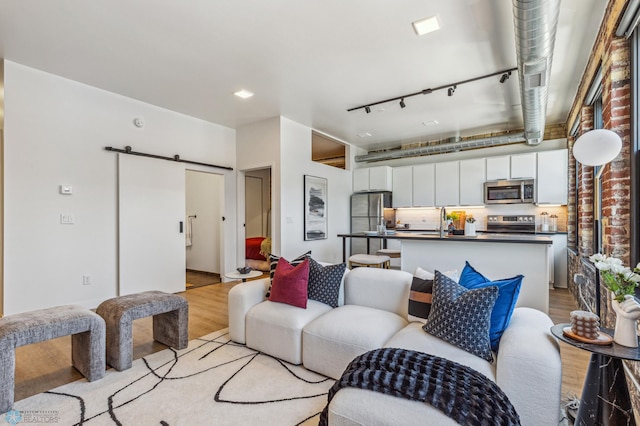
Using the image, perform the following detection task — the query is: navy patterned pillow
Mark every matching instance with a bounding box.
[266,251,311,298]
[423,271,498,362]
[307,258,346,308]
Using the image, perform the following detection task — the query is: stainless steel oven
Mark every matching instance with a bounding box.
[484,179,535,204]
[486,215,536,234]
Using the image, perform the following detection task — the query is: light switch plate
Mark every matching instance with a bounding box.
[60,214,74,224]
[60,185,73,195]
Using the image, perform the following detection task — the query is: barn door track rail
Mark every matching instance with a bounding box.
[105,146,233,171]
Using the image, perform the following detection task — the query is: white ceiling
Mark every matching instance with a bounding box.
[0,0,607,151]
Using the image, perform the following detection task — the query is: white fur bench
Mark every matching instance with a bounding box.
[0,305,106,414]
[96,291,188,371]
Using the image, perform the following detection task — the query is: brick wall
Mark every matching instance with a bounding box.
[566,0,638,415]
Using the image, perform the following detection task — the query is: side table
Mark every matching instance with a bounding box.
[224,270,263,283]
[550,324,639,425]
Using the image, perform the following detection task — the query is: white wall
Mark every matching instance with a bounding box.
[185,170,223,274]
[3,61,236,315]
[236,116,352,265]
[236,118,281,262]
[279,117,351,264]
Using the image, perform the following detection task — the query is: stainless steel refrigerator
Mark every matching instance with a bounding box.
[350,191,394,255]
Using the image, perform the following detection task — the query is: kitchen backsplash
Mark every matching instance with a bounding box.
[395,205,568,233]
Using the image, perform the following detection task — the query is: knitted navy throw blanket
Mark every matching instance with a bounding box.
[319,347,520,426]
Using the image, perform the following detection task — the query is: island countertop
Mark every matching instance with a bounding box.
[338,231,553,313]
[337,232,552,245]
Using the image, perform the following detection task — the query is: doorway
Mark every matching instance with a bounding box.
[185,170,224,289]
[244,168,272,272]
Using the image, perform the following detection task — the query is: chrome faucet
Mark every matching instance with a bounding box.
[439,206,447,238]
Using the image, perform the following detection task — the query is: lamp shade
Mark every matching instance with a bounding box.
[572,129,622,166]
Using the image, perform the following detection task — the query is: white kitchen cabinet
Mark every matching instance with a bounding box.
[435,161,460,206]
[353,169,370,192]
[459,158,485,205]
[510,152,537,179]
[485,156,510,181]
[486,153,536,180]
[369,166,393,191]
[392,166,413,207]
[537,149,568,204]
[353,166,392,192]
[412,164,436,207]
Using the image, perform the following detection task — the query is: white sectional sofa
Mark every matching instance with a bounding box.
[228,267,562,426]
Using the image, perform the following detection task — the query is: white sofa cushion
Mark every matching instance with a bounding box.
[497,307,561,426]
[245,299,332,365]
[302,305,408,379]
[384,322,496,381]
[344,267,412,317]
[327,388,458,426]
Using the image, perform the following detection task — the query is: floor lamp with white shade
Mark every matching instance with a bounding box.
[572,128,623,318]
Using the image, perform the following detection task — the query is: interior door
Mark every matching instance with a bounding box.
[118,154,186,295]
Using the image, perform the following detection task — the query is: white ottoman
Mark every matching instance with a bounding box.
[245,300,332,364]
[302,305,407,379]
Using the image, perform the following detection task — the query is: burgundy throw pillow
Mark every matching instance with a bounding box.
[269,257,310,308]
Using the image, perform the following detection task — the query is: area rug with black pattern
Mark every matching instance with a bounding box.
[6,329,333,425]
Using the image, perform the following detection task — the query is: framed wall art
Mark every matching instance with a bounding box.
[304,175,327,240]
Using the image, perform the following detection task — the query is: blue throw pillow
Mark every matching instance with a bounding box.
[458,261,523,351]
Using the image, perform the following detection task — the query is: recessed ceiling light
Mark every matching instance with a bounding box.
[422,120,439,127]
[358,132,372,138]
[412,15,440,36]
[234,89,254,99]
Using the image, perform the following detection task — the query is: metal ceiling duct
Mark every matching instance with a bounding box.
[354,132,525,163]
[513,0,560,145]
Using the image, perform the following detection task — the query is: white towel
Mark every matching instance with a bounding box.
[185,216,194,247]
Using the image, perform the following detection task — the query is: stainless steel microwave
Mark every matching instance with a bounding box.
[484,179,535,204]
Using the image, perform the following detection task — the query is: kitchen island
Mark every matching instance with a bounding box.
[338,232,552,313]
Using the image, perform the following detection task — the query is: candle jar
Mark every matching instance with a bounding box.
[540,212,549,232]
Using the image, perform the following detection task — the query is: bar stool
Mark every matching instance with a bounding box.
[376,249,401,259]
[348,254,391,269]
[376,249,401,270]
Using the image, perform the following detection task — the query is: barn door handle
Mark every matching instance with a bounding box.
[179,221,184,233]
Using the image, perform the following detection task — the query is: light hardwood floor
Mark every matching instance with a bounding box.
[12,282,589,405]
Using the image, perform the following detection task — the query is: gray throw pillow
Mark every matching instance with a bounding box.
[423,270,498,362]
[307,258,346,308]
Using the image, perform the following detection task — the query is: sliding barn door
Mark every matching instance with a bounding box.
[118,154,186,295]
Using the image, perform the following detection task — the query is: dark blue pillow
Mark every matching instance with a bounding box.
[458,261,523,351]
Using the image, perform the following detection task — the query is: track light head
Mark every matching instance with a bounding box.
[365,106,371,114]
[500,71,511,84]
[400,98,406,109]
[448,85,456,97]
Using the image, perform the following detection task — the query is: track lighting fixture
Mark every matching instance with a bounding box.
[500,71,512,84]
[348,66,517,113]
